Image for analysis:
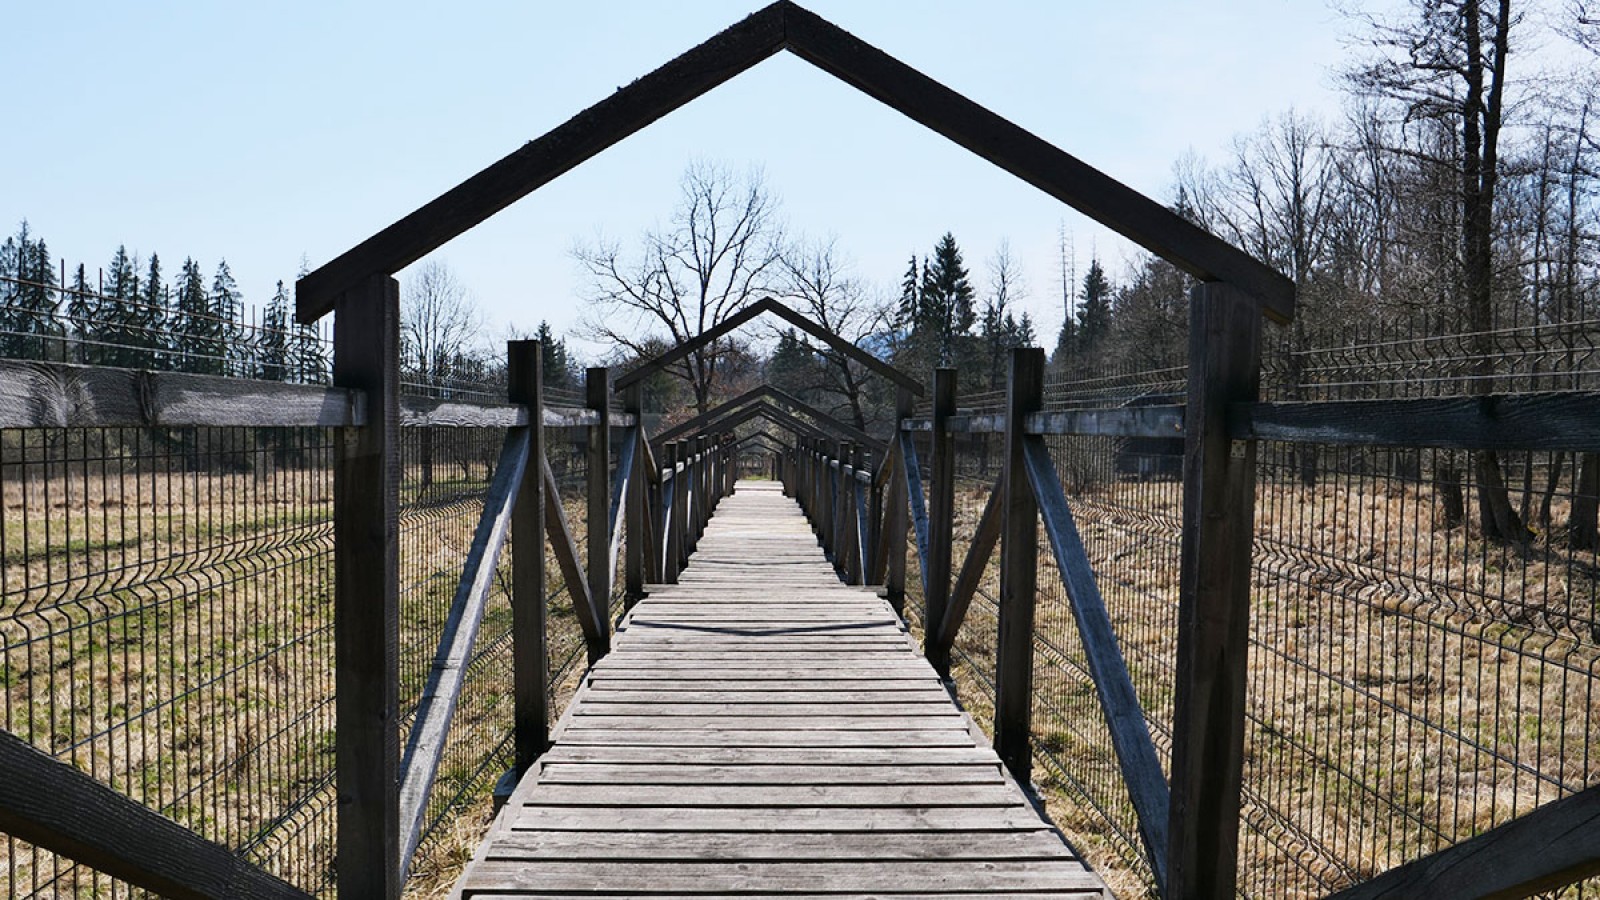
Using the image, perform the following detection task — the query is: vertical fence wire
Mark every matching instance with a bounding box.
[1,425,339,896]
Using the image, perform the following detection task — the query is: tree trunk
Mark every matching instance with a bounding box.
[1539,452,1565,531]
[1475,450,1531,544]
[1435,454,1466,531]
[1570,452,1600,552]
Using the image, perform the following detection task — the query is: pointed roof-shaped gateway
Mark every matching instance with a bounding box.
[296,2,1294,327]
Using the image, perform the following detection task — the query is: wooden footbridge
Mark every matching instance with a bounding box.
[456,481,1106,897]
[8,3,1599,899]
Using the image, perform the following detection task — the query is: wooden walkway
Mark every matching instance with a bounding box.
[455,480,1107,898]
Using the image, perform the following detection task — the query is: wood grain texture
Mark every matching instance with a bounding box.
[1168,282,1262,900]
[333,276,402,898]
[994,349,1042,782]
[1233,394,1600,451]
[452,481,1107,899]
[0,358,360,428]
[1022,434,1170,894]
[1326,785,1600,900]
[398,427,528,879]
[0,731,311,900]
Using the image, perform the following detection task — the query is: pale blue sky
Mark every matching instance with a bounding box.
[4,1,1360,360]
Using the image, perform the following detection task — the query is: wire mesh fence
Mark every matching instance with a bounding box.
[895,316,1600,898]
[1,425,340,896]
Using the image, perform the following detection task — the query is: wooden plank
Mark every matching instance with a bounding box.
[553,730,978,747]
[398,427,528,878]
[332,275,402,899]
[1325,785,1600,900]
[1025,405,1184,438]
[535,745,998,766]
[534,763,1005,785]
[507,340,549,772]
[937,472,1001,657]
[479,829,1065,860]
[399,397,524,429]
[0,730,312,900]
[1168,281,1262,900]
[614,297,922,396]
[296,7,789,321]
[994,348,1043,783]
[0,357,360,428]
[520,783,1017,807]
[500,806,1054,832]
[1233,394,1600,451]
[462,859,1103,893]
[782,4,1294,321]
[1022,433,1170,893]
[584,367,612,660]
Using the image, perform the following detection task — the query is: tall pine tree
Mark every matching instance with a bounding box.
[173,257,224,374]
[210,260,244,376]
[259,280,291,381]
[0,221,64,360]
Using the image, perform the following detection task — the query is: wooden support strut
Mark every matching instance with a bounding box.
[332,274,402,900]
[507,340,550,774]
[1167,282,1263,900]
[883,388,914,614]
[994,348,1043,784]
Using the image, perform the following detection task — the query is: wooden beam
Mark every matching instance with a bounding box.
[398,427,527,880]
[1326,785,1600,900]
[0,358,360,428]
[782,4,1294,322]
[0,731,312,900]
[507,340,549,772]
[993,349,1043,782]
[623,386,648,608]
[543,457,606,658]
[585,367,612,661]
[936,472,1002,657]
[332,275,402,899]
[1022,435,1170,894]
[295,6,789,322]
[898,429,933,600]
[1168,282,1262,900]
[1026,406,1184,439]
[925,369,957,677]
[614,298,923,395]
[1233,394,1600,451]
[608,425,636,609]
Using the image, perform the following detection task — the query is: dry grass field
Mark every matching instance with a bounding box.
[1,430,597,898]
[912,445,1600,899]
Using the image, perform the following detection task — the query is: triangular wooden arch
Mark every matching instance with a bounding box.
[655,380,885,451]
[687,401,847,450]
[296,1,1293,327]
[614,298,919,396]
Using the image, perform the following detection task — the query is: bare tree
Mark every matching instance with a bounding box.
[775,235,891,432]
[576,161,784,414]
[402,259,481,388]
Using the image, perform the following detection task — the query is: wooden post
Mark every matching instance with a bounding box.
[927,368,957,676]
[664,442,681,584]
[1168,282,1262,900]
[995,348,1043,783]
[584,367,611,660]
[840,441,859,584]
[623,384,647,607]
[333,274,401,899]
[885,388,913,615]
[507,340,549,773]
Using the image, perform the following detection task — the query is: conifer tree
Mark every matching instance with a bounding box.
[66,263,95,364]
[0,222,64,360]
[536,320,573,391]
[1076,258,1113,358]
[141,253,167,368]
[210,260,244,376]
[99,245,146,367]
[173,257,223,374]
[920,232,976,367]
[259,280,291,381]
